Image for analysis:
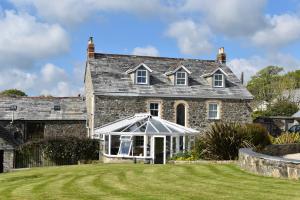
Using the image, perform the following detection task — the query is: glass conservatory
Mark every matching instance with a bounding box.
[94,113,199,164]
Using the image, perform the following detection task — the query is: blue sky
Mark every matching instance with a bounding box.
[0,0,300,96]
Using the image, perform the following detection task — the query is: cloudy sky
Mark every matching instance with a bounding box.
[0,0,300,96]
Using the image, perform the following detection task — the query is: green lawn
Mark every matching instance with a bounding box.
[0,163,299,200]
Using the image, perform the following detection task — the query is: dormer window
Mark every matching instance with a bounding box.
[176,72,187,85]
[126,63,152,85]
[136,69,148,84]
[213,74,224,87]
[165,65,191,86]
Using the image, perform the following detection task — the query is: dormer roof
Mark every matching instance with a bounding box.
[164,65,192,76]
[125,63,153,74]
[201,67,228,78]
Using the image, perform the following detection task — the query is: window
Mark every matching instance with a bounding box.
[208,103,219,119]
[136,69,147,84]
[54,105,61,111]
[149,102,159,116]
[176,72,187,85]
[118,136,132,156]
[213,74,224,87]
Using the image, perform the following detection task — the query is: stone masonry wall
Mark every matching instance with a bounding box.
[3,150,14,172]
[239,148,300,180]
[44,121,87,138]
[0,137,14,173]
[94,95,252,132]
[0,120,87,141]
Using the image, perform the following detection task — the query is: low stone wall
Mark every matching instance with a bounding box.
[102,156,151,164]
[239,148,300,180]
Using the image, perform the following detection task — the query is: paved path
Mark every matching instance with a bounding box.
[282,153,300,160]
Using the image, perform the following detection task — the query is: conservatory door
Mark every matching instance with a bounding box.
[153,136,165,164]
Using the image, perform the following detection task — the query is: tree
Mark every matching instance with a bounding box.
[1,89,27,97]
[252,100,298,119]
[247,66,283,102]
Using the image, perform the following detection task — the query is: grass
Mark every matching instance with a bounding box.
[0,163,300,200]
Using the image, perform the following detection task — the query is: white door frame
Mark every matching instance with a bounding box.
[152,135,166,164]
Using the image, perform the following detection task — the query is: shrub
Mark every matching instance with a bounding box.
[199,123,244,160]
[271,132,300,144]
[197,122,271,160]
[242,123,271,149]
[17,137,99,165]
[170,151,197,161]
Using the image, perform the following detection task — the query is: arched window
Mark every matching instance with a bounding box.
[176,104,185,126]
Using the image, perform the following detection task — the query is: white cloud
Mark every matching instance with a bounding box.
[252,14,300,48]
[132,46,159,56]
[166,20,213,55]
[0,10,69,68]
[228,53,300,82]
[181,0,267,36]
[41,63,67,83]
[10,0,174,25]
[0,63,84,97]
[0,68,37,91]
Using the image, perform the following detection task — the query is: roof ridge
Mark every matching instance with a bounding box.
[94,53,216,62]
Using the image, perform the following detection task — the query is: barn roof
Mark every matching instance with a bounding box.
[87,53,253,100]
[0,97,86,121]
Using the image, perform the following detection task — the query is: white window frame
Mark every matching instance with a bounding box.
[213,74,224,87]
[136,69,148,85]
[208,103,220,119]
[175,71,187,85]
[118,135,133,156]
[149,102,160,117]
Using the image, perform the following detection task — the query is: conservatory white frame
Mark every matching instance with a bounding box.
[94,114,198,164]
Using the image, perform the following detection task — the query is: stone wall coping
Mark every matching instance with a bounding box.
[239,148,300,164]
[169,160,236,164]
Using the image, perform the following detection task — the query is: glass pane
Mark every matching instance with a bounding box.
[105,135,109,154]
[119,141,131,155]
[111,135,120,155]
[179,136,183,151]
[172,137,176,154]
[133,136,144,156]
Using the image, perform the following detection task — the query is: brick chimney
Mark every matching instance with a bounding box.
[217,47,226,64]
[87,37,95,59]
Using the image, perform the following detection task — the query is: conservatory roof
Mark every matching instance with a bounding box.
[94,113,199,135]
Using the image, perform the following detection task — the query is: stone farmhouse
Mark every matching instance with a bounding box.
[0,37,254,169]
[84,37,253,138]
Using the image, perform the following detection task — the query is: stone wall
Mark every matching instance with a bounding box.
[94,95,252,132]
[0,137,14,173]
[44,121,87,138]
[3,150,14,172]
[0,120,87,141]
[239,148,300,180]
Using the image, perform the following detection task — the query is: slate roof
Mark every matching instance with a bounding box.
[87,53,253,100]
[0,97,86,121]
